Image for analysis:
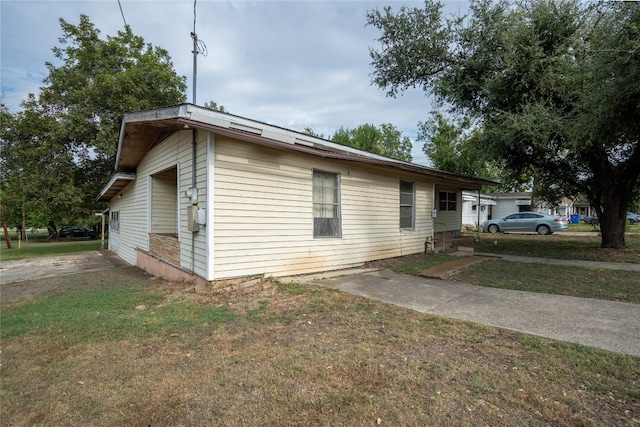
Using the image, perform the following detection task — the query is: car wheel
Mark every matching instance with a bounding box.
[590,219,598,225]
[630,219,637,225]
[537,225,551,235]
[488,224,499,233]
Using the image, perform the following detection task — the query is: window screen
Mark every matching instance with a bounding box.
[313,171,341,237]
[110,211,120,232]
[400,181,415,229]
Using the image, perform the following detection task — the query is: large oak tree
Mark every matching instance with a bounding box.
[1,16,186,237]
[367,0,640,248]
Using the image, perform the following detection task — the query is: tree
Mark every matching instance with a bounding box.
[203,101,226,112]
[331,123,413,162]
[303,127,325,139]
[418,112,530,192]
[2,15,187,235]
[1,105,82,238]
[367,0,640,248]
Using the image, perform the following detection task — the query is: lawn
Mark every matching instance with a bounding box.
[473,232,640,264]
[369,233,640,303]
[1,268,639,426]
[453,260,640,303]
[0,239,104,261]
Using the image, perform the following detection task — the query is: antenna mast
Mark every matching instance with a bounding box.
[191,0,198,104]
[190,0,207,104]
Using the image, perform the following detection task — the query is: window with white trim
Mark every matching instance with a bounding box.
[109,211,120,232]
[399,181,415,229]
[439,191,457,211]
[313,170,341,238]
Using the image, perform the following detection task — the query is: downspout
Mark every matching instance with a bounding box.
[191,128,197,273]
[477,189,481,240]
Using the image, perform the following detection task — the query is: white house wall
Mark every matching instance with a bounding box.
[492,200,521,219]
[462,202,490,226]
[211,137,434,279]
[433,187,462,233]
[109,129,209,279]
[107,179,145,266]
[177,130,208,277]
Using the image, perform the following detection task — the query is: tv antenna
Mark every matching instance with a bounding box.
[191,0,208,104]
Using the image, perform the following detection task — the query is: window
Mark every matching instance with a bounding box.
[109,211,120,232]
[439,191,457,211]
[313,170,341,237]
[399,181,415,229]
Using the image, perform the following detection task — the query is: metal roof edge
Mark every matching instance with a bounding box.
[97,172,137,201]
[113,103,498,188]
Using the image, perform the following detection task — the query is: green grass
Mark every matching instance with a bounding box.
[567,223,602,232]
[1,277,236,343]
[475,233,640,263]
[454,260,640,303]
[393,254,458,275]
[1,270,638,426]
[0,239,105,261]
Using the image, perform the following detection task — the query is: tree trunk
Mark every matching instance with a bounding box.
[21,208,27,241]
[0,201,12,249]
[598,193,627,249]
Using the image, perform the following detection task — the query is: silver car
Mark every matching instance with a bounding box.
[482,212,568,235]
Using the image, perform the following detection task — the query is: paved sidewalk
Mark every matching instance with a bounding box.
[306,266,640,358]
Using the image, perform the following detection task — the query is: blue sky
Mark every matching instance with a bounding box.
[1,0,470,165]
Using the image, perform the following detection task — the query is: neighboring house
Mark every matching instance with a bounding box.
[98,104,492,283]
[468,192,594,224]
[461,191,496,227]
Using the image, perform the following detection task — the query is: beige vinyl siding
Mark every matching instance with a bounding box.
[176,130,208,276]
[107,178,146,266]
[150,168,177,234]
[112,130,209,278]
[434,187,462,233]
[212,137,433,279]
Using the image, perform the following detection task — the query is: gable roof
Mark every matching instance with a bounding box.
[99,104,496,201]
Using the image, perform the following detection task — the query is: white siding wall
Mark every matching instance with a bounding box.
[107,178,146,266]
[434,187,462,233]
[150,169,177,234]
[211,137,434,279]
[462,202,490,226]
[492,199,521,219]
[111,129,209,279]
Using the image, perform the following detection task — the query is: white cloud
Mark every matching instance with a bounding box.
[1,0,467,166]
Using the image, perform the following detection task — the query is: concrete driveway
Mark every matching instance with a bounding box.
[315,269,640,358]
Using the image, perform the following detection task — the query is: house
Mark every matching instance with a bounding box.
[462,192,595,226]
[98,104,493,283]
[462,191,496,227]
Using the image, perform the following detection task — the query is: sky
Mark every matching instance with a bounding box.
[1,0,470,165]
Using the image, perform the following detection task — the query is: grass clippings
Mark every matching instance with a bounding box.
[1,268,639,426]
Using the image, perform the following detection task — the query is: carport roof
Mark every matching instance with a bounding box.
[97,173,136,202]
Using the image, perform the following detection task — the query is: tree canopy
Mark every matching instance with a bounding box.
[418,112,531,192]
[0,15,186,238]
[367,0,640,248]
[331,123,413,162]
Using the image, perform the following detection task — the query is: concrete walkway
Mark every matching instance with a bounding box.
[301,256,640,358]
